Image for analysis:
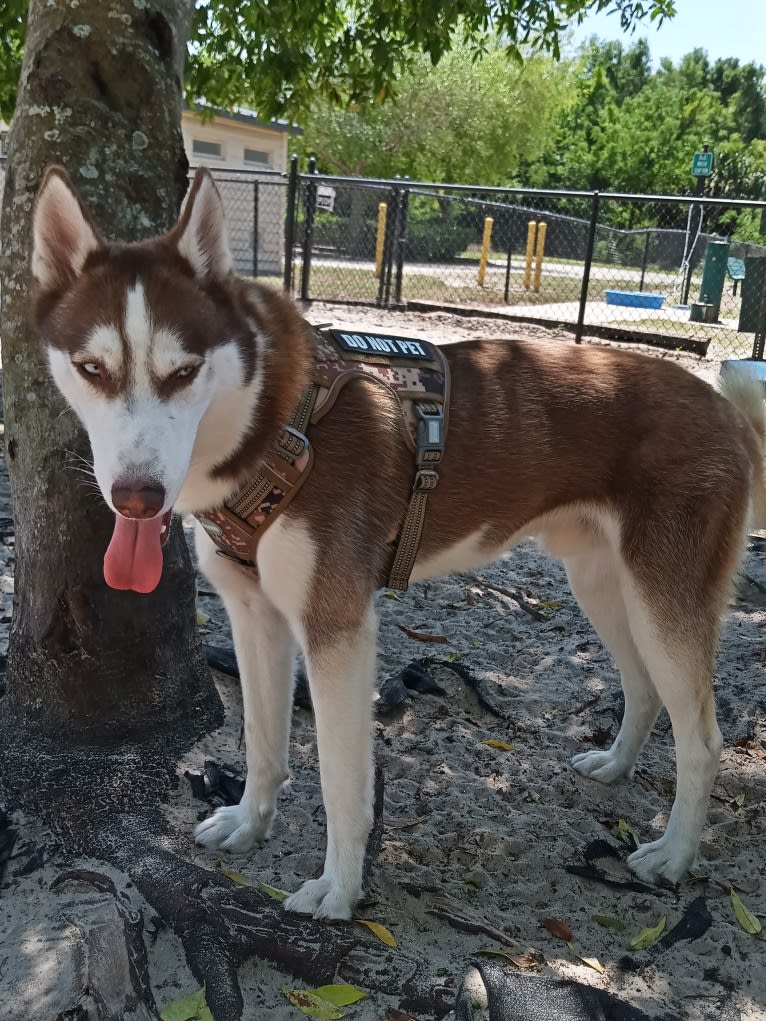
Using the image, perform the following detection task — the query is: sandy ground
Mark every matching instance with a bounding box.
[1,304,765,1021]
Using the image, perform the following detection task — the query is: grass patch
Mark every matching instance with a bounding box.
[301,265,384,302]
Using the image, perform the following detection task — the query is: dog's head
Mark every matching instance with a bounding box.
[32,167,257,593]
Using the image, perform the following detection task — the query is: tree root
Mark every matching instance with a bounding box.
[1,737,441,1020]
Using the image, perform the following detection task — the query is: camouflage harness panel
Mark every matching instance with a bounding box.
[195,326,450,590]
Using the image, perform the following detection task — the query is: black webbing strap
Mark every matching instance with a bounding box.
[387,399,444,590]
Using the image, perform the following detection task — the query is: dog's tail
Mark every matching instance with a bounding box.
[719,367,766,529]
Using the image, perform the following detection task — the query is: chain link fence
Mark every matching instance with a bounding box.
[195,166,287,283]
[291,168,766,360]
[3,156,766,360]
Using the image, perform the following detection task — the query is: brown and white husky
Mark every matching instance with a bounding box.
[32,166,766,918]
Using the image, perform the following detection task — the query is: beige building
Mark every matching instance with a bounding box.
[183,104,298,278]
[182,104,292,172]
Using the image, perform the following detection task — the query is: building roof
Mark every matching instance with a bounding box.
[186,100,303,136]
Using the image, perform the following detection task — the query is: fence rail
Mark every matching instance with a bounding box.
[3,155,766,360]
[288,159,766,360]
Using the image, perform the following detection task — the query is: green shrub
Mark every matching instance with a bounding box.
[405,217,474,261]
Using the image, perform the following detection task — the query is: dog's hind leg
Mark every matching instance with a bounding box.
[194,527,297,853]
[620,580,724,885]
[567,546,662,784]
[283,602,378,920]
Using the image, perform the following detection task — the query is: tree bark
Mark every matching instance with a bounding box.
[0,0,221,744]
[0,11,433,1015]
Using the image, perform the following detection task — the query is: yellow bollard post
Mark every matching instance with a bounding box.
[532,221,547,293]
[374,203,387,278]
[477,217,494,287]
[523,220,537,290]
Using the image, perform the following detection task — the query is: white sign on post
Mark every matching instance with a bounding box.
[691,151,714,177]
[316,185,336,211]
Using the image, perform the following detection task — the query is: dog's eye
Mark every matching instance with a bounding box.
[174,364,200,381]
[77,361,102,377]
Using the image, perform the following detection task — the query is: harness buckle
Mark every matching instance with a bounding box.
[413,469,440,492]
[277,425,309,460]
[414,402,444,467]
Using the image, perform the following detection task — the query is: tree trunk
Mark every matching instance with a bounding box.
[0,0,221,745]
[0,12,437,1015]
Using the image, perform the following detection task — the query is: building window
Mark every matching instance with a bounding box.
[192,139,223,159]
[244,147,270,167]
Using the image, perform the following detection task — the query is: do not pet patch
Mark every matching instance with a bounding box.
[329,330,432,360]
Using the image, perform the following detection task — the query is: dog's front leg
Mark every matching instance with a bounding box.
[283,604,378,920]
[194,526,296,852]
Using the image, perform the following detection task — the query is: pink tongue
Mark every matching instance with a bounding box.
[104,515,165,593]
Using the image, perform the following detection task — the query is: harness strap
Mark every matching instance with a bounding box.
[387,400,444,590]
[195,386,319,571]
[195,329,449,590]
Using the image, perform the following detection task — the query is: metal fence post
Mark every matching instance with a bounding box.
[638,230,650,293]
[680,200,704,306]
[283,153,299,294]
[393,181,410,306]
[300,155,318,302]
[504,222,513,303]
[377,182,400,308]
[575,191,600,345]
[252,181,259,279]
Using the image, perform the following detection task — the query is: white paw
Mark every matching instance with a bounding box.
[194,802,272,853]
[627,835,692,885]
[571,748,632,785]
[283,876,357,920]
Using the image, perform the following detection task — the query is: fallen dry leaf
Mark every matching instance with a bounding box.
[591,914,627,932]
[383,815,428,831]
[397,624,448,644]
[160,988,214,1021]
[542,917,573,941]
[476,948,542,969]
[357,919,397,947]
[630,916,667,950]
[219,864,250,886]
[282,989,344,1019]
[257,880,289,901]
[567,943,606,974]
[731,889,762,935]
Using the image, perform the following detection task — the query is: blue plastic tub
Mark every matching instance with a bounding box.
[604,290,665,309]
[721,359,766,393]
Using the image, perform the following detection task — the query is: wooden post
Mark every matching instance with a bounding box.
[477,216,494,287]
[374,202,387,278]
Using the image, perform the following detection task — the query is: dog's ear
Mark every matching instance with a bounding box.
[174,168,234,284]
[32,166,103,291]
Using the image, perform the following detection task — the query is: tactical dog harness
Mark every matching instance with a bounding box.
[195,327,450,590]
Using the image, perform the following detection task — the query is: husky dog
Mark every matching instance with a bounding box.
[32,166,766,919]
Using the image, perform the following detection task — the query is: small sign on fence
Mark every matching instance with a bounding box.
[316,185,336,212]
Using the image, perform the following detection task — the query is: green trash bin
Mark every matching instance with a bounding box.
[698,239,729,311]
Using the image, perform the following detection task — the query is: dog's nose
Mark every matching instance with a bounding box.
[111,479,166,519]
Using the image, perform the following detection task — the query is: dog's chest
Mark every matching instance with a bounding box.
[194,328,450,589]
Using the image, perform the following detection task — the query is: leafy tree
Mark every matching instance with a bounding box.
[580,36,651,104]
[525,36,766,210]
[0,0,676,121]
[300,40,571,185]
